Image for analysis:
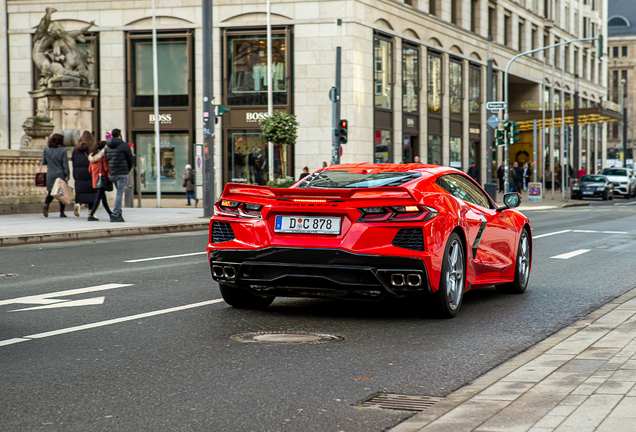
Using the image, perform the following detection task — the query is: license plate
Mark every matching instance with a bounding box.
[583,191,593,195]
[274,216,341,234]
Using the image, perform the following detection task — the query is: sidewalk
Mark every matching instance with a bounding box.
[494,189,590,211]
[391,287,636,432]
[0,202,209,246]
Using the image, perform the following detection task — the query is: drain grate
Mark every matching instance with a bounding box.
[359,393,442,412]
[230,331,344,344]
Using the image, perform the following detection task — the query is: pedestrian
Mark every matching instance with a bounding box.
[554,163,562,191]
[413,156,420,163]
[497,163,505,192]
[298,166,310,180]
[322,161,328,169]
[87,140,113,221]
[104,128,133,222]
[41,133,69,218]
[513,162,523,193]
[508,163,516,192]
[183,164,198,207]
[467,162,479,183]
[71,131,97,217]
[577,167,587,179]
[522,163,532,190]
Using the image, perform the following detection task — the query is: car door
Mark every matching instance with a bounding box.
[439,174,516,277]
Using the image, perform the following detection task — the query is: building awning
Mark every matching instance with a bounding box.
[509,101,622,132]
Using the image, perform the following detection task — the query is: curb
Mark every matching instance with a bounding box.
[560,201,591,208]
[388,285,636,432]
[0,222,210,247]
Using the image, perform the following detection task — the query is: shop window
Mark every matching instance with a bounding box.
[374,35,393,109]
[450,59,463,120]
[226,34,287,106]
[428,53,442,115]
[450,137,462,169]
[469,66,481,122]
[131,37,189,107]
[227,131,290,185]
[427,135,441,165]
[136,133,190,193]
[402,43,419,113]
[374,130,392,163]
[488,5,496,39]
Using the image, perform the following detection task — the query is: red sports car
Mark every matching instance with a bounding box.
[207,163,532,318]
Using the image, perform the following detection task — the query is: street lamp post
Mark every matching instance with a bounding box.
[621,78,627,168]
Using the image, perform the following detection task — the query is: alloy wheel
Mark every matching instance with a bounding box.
[445,239,464,310]
[518,232,530,286]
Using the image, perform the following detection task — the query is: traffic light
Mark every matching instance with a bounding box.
[495,128,506,147]
[596,34,603,59]
[338,119,348,144]
[505,121,521,145]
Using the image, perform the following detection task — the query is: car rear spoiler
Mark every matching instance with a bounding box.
[221,183,418,201]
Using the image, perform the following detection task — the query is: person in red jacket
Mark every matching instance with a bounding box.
[87,140,112,221]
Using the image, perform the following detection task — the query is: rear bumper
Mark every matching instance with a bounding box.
[209,247,432,300]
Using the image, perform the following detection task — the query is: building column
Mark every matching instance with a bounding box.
[0,0,9,150]
[442,53,450,166]
[420,46,428,162]
[394,38,402,163]
[462,59,470,172]
[99,31,126,141]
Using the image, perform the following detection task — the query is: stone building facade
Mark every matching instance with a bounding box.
[0,0,611,195]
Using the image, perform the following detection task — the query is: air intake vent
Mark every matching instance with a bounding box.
[212,222,235,243]
[392,228,424,251]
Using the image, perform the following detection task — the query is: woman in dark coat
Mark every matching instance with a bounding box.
[71,131,97,217]
[42,133,70,218]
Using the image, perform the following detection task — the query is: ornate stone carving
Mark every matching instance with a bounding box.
[32,7,95,88]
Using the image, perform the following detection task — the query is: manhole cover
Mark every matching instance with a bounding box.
[359,393,442,412]
[230,331,343,344]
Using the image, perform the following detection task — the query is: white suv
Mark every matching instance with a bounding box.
[600,168,636,198]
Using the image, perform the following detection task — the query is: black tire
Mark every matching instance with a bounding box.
[219,283,275,309]
[497,228,531,294]
[602,191,608,201]
[433,232,466,318]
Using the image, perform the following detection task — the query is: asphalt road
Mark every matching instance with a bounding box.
[2,200,636,432]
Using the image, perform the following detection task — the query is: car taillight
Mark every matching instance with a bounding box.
[358,205,437,223]
[214,201,263,219]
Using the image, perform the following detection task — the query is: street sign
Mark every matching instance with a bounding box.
[487,114,501,130]
[486,101,507,112]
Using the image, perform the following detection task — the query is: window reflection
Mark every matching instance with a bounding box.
[428,54,442,115]
[450,137,462,169]
[227,35,287,106]
[469,66,481,122]
[374,130,392,163]
[450,60,463,120]
[227,132,289,185]
[403,44,419,112]
[136,133,190,193]
[428,135,441,165]
[374,36,393,109]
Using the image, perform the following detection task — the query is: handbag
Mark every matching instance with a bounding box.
[51,178,74,205]
[96,165,113,192]
[35,162,46,187]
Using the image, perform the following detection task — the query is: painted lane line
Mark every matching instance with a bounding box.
[124,251,207,263]
[533,230,572,239]
[572,230,628,234]
[0,299,225,347]
[10,297,105,312]
[0,283,133,307]
[551,249,591,259]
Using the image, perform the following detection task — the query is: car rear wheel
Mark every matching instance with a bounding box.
[497,228,531,294]
[219,283,275,309]
[602,191,609,200]
[434,232,465,318]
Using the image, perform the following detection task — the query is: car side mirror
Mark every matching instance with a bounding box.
[498,192,522,212]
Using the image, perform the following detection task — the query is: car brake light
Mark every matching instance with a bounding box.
[215,201,263,219]
[357,205,437,223]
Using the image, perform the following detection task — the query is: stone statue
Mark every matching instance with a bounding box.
[32,8,95,88]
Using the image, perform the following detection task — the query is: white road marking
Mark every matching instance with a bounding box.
[10,297,105,312]
[124,252,207,263]
[0,283,133,307]
[551,249,591,259]
[572,230,627,234]
[533,230,572,239]
[0,299,225,347]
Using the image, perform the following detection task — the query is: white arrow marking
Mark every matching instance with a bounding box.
[0,283,133,309]
[10,297,105,312]
[551,249,591,259]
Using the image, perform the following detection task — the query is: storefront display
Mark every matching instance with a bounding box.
[375,130,392,163]
[227,131,290,185]
[136,133,189,193]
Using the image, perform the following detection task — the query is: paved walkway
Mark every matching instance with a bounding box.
[391,287,636,432]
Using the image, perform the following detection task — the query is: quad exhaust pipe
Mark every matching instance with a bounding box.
[389,273,422,287]
[212,264,237,279]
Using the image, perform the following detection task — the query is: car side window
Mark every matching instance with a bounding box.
[436,174,493,209]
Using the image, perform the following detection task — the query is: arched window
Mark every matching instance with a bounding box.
[609,16,630,28]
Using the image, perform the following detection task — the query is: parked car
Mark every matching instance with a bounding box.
[207,163,532,318]
[571,175,614,200]
[599,168,636,198]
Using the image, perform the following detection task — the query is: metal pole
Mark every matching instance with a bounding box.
[541,55,546,193]
[331,87,337,165]
[622,79,627,168]
[551,51,555,200]
[202,0,215,217]
[533,119,537,183]
[561,48,565,200]
[152,0,161,207]
[574,74,579,174]
[486,36,493,184]
[335,46,341,164]
[267,0,274,181]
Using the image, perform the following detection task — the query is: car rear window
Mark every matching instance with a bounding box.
[580,176,606,183]
[600,169,628,176]
[297,171,421,189]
